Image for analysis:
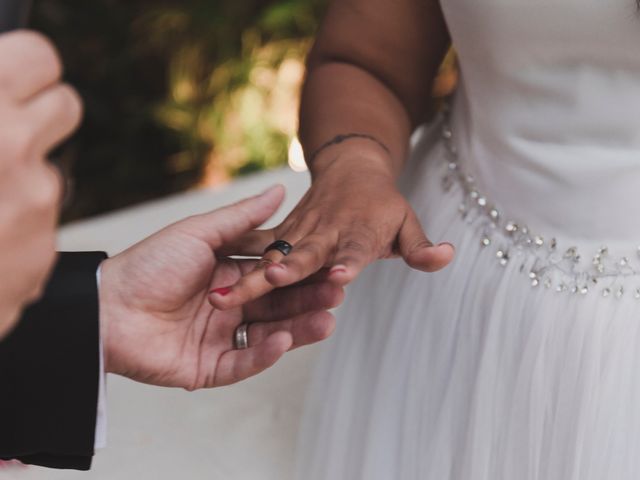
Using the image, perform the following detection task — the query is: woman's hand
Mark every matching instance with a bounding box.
[208,156,455,310]
[208,0,453,310]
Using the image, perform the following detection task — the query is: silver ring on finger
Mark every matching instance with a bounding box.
[234,323,250,350]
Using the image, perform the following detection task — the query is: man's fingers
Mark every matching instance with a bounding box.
[211,311,337,387]
[247,311,336,351]
[23,83,83,156]
[212,331,292,387]
[0,31,62,102]
[264,233,335,287]
[184,184,285,250]
[244,281,344,323]
[397,209,455,272]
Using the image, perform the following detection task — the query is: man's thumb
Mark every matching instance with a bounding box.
[187,184,285,249]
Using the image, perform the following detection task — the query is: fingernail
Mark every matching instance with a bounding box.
[210,287,232,296]
[438,242,455,250]
[330,265,347,274]
[267,263,286,271]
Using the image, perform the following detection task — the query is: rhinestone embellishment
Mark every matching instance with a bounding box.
[439,106,640,299]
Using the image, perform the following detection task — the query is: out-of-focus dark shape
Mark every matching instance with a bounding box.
[0,0,31,32]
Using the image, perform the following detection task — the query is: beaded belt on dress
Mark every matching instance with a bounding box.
[439,105,640,299]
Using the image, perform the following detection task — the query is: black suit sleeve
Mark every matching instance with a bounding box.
[0,252,107,470]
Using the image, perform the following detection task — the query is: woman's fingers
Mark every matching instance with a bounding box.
[212,226,381,307]
[211,201,454,308]
[209,262,278,310]
[212,331,292,387]
[246,311,336,351]
[326,231,378,285]
[397,209,455,272]
[264,233,335,287]
[209,229,306,309]
[235,258,334,285]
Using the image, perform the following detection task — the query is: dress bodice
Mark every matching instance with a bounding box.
[441,1,640,246]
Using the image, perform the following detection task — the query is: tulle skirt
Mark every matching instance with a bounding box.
[294,120,640,480]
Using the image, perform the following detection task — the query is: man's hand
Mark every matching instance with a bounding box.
[99,186,344,389]
[0,31,83,338]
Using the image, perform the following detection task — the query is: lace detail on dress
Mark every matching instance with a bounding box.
[440,105,640,299]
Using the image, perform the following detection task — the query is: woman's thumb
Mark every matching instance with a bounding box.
[397,209,455,272]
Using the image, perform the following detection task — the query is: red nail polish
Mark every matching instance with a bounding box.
[211,287,232,296]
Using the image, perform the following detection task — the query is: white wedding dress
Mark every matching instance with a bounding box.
[294,2,640,479]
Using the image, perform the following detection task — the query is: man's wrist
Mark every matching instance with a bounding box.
[98,258,117,375]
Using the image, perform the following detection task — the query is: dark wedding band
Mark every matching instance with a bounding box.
[264,240,293,256]
[234,323,249,350]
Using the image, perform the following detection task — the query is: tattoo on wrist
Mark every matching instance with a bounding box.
[307,133,391,165]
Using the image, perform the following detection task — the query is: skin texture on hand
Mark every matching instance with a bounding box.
[99,186,344,389]
[208,157,455,312]
[0,30,83,339]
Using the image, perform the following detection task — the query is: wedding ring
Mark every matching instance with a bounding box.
[234,323,249,350]
[264,240,293,256]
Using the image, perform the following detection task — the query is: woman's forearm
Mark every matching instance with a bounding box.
[299,61,413,179]
[222,0,455,309]
[298,0,450,180]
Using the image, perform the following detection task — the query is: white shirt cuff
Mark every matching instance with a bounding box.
[95,264,108,449]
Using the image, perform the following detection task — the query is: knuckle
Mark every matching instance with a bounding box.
[408,238,433,253]
[305,208,323,224]
[292,242,324,265]
[297,208,323,231]
[339,227,378,254]
[278,257,307,276]
[334,254,361,269]
[276,217,294,233]
[340,238,367,253]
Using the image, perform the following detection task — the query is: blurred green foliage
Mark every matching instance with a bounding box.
[31,0,325,221]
